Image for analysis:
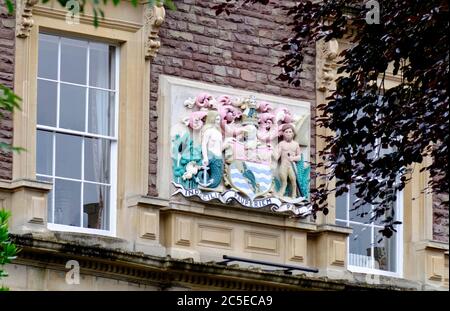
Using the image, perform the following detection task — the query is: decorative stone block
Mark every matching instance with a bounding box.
[244,231,279,255]
[330,240,346,267]
[175,217,192,246]
[29,196,45,224]
[197,224,232,249]
[289,234,306,262]
[427,255,443,281]
[139,212,158,240]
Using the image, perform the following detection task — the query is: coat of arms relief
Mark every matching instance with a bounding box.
[171,93,311,216]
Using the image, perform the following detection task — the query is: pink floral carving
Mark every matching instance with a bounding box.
[217,95,232,106]
[257,101,273,112]
[258,112,276,125]
[195,93,214,109]
[219,104,242,127]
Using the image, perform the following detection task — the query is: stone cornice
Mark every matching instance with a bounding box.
[32,5,143,32]
[11,233,414,291]
[313,224,353,235]
[0,178,52,192]
[414,239,449,252]
[15,1,167,62]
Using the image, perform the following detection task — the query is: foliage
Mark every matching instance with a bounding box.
[172,133,203,189]
[3,0,176,27]
[50,0,175,27]
[0,210,18,290]
[215,0,449,236]
[0,85,24,153]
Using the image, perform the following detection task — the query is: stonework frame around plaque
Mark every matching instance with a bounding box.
[157,75,312,216]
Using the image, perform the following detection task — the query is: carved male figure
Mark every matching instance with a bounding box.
[274,123,302,198]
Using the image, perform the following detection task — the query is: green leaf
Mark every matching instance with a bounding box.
[0,84,22,113]
[163,0,176,11]
[0,142,26,153]
[5,0,14,13]
[93,8,99,27]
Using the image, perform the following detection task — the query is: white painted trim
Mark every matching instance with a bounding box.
[37,124,117,140]
[37,174,111,186]
[80,41,89,227]
[348,265,402,278]
[108,44,120,237]
[396,189,404,278]
[47,223,115,237]
[37,77,117,92]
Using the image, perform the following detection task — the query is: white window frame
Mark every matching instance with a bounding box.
[337,187,403,278]
[36,33,119,237]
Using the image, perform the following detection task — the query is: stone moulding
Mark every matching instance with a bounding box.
[316,39,339,92]
[11,233,415,291]
[16,0,39,38]
[16,0,167,61]
[144,3,165,60]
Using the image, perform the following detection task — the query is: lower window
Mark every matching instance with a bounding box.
[336,185,403,276]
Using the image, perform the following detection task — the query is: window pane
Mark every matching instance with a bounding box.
[38,34,58,79]
[89,43,115,89]
[54,178,81,227]
[60,38,87,84]
[83,183,110,230]
[374,195,396,226]
[373,229,397,272]
[88,89,115,136]
[336,220,347,228]
[349,184,371,223]
[335,192,348,221]
[55,133,82,179]
[59,84,86,131]
[37,79,57,126]
[84,137,111,183]
[36,130,53,175]
[349,223,373,269]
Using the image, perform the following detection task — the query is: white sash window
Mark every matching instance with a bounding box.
[36,33,118,235]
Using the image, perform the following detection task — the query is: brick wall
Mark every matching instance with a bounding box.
[148,0,316,195]
[0,3,15,180]
[433,193,449,242]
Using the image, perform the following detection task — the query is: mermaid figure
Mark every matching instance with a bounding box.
[197,111,224,190]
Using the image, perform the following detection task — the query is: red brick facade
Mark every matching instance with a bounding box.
[433,192,449,242]
[148,0,316,196]
[0,4,15,180]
